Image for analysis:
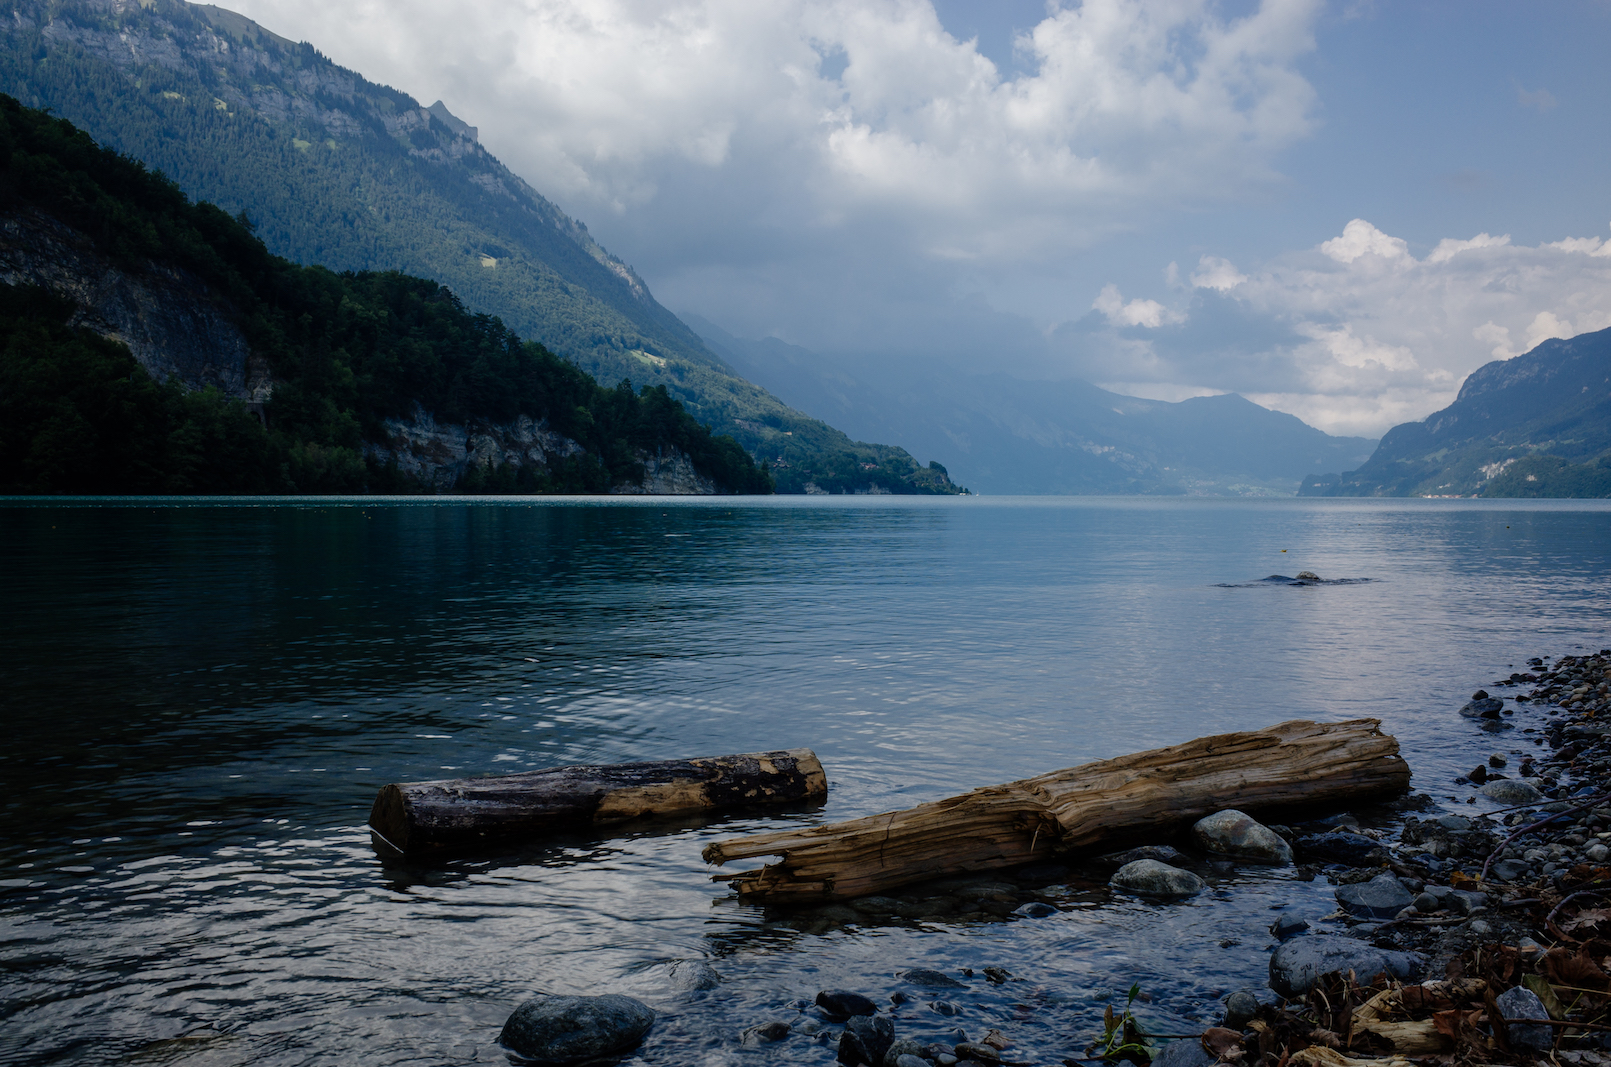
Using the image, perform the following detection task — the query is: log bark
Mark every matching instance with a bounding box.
[370,748,826,856]
[703,719,1409,903]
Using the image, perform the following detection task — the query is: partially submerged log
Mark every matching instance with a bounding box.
[703,719,1409,903]
[370,748,826,856]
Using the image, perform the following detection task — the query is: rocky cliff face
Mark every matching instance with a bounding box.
[365,407,715,494]
[0,207,270,401]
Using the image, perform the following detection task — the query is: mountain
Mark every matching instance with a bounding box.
[1300,327,1611,498]
[0,94,772,495]
[690,316,1378,495]
[0,0,959,495]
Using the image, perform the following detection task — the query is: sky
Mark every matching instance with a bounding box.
[230,0,1611,437]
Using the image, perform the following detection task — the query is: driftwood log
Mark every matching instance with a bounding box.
[370,748,826,856]
[703,719,1409,903]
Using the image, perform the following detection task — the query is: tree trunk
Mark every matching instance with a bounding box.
[703,719,1408,903]
[370,748,826,856]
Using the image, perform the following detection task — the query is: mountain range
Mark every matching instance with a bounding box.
[1300,326,1611,497]
[0,0,957,494]
[691,317,1378,496]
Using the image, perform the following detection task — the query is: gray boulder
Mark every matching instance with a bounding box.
[1482,779,1543,804]
[1495,986,1552,1052]
[839,1014,895,1066]
[1269,935,1422,996]
[1335,873,1414,919]
[666,960,721,991]
[1295,832,1384,866]
[894,1057,930,1067]
[817,989,880,1018]
[882,1039,926,1066]
[1110,859,1205,899]
[1191,810,1293,865]
[1459,697,1505,719]
[740,1021,791,1046]
[899,969,965,988]
[1224,990,1259,1029]
[1149,1037,1216,1067]
[499,994,655,1064]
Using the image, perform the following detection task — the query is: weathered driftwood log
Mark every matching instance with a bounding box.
[703,719,1408,903]
[370,748,826,856]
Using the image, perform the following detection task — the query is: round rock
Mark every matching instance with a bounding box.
[1191,810,1294,865]
[817,989,879,1018]
[1269,935,1422,997]
[1335,873,1414,919]
[1013,901,1057,918]
[1224,990,1259,1029]
[900,969,965,989]
[1110,859,1205,899]
[1481,779,1543,804]
[666,960,721,991]
[499,994,655,1065]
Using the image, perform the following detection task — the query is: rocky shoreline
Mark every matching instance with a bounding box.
[499,649,1611,1067]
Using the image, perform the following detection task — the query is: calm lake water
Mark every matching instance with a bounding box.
[4,496,1611,1067]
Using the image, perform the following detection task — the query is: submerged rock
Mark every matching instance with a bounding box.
[666,960,721,991]
[1459,697,1505,719]
[838,1014,895,1066]
[1110,859,1205,899]
[817,989,879,1019]
[1105,845,1188,866]
[1295,831,1383,866]
[741,1021,791,1046]
[499,994,655,1064]
[1150,1037,1217,1067]
[1268,936,1422,996]
[1191,810,1294,865]
[899,969,965,989]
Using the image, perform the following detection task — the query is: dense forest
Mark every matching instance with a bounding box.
[0,94,772,494]
[0,0,960,494]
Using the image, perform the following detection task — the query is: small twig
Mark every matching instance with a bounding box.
[1546,888,1611,929]
[1505,1018,1611,1033]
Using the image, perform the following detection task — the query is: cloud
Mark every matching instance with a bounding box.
[232,0,1322,266]
[1093,284,1175,328]
[1514,81,1558,112]
[1063,220,1611,437]
[1190,255,1247,291]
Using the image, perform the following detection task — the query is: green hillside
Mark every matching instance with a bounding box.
[0,0,959,494]
[1299,326,1611,498]
[0,94,771,495]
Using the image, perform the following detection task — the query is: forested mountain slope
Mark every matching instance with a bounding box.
[0,95,772,494]
[693,317,1378,496]
[0,0,959,494]
[1299,327,1611,497]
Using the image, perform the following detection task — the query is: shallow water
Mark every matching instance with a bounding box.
[3,496,1610,1066]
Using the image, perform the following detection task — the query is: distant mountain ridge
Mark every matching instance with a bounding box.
[690,316,1378,495]
[0,0,960,494]
[1300,326,1611,497]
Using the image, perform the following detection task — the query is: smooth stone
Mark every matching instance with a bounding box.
[1468,919,1494,936]
[954,1043,1001,1063]
[499,994,655,1065]
[1335,874,1414,919]
[817,990,879,1018]
[741,1021,792,1046]
[1459,697,1505,719]
[840,1015,895,1067]
[1492,859,1530,881]
[1482,779,1544,804]
[1413,892,1440,912]
[666,960,721,991]
[1588,843,1610,863]
[895,1057,931,1067]
[1110,859,1205,899]
[930,1001,960,1017]
[1268,935,1422,996]
[883,1039,926,1066]
[1192,810,1294,865]
[1436,815,1472,832]
[900,969,965,989]
[1150,1037,1217,1067]
[1295,832,1382,866]
[1496,986,1553,1051]
[1225,990,1259,1029]
[1271,914,1311,940]
[1013,901,1057,918]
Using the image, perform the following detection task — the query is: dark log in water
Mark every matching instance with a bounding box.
[703,719,1410,903]
[370,748,826,856]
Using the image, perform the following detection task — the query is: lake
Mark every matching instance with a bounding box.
[3,496,1610,1066]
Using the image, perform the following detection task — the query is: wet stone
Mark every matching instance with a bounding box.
[1295,832,1382,866]
[1192,809,1294,865]
[1335,873,1413,919]
[954,1042,1001,1062]
[1482,779,1543,804]
[741,1021,792,1046]
[1105,845,1188,866]
[499,994,656,1065]
[1013,901,1057,918]
[900,969,965,989]
[1150,1037,1217,1067]
[883,1038,925,1065]
[1271,914,1311,940]
[818,990,879,1018]
[839,1015,895,1067]
[1496,986,1553,1052]
[1224,990,1259,1029]
[894,1056,931,1067]
[1110,859,1205,899]
[666,960,721,991]
[1460,697,1505,719]
[1268,935,1422,996]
